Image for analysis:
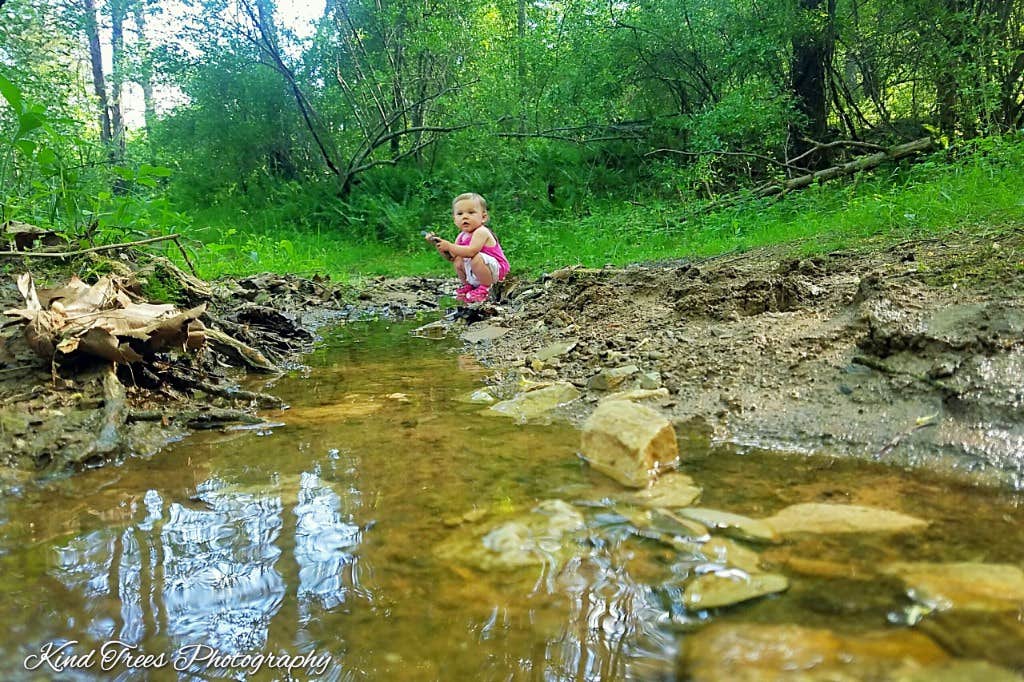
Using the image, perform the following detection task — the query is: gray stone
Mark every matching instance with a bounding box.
[462,324,511,343]
[639,371,662,389]
[486,382,580,423]
[534,340,578,362]
[587,364,640,391]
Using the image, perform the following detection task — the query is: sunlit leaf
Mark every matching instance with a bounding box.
[0,73,24,113]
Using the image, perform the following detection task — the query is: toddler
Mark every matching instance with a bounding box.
[425,192,510,303]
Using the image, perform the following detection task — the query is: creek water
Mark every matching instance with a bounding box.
[1,319,1023,681]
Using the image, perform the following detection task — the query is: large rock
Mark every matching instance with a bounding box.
[683,571,789,609]
[486,382,580,423]
[764,503,928,535]
[679,623,948,682]
[882,561,1024,611]
[581,400,679,487]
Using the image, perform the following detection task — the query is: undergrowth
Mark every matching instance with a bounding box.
[175,136,1024,281]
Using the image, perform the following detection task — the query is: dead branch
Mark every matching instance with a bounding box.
[0,234,181,259]
[789,138,887,166]
[205,328,279,373]
[173,375,284,408]
[646,147,811,174]
[757,138,934,198]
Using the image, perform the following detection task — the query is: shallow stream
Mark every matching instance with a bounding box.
[2,319,1023,680]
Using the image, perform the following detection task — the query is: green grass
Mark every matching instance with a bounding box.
[174,137,1024,282]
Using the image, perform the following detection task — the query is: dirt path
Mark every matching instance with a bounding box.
[463,227,1024,487]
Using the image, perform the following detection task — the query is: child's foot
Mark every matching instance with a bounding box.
[464,285,490,303]
[455,283,473,302]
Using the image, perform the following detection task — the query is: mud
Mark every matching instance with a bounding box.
[459,227,1024,488]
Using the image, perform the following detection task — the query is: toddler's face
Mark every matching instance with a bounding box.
[453,199,487,233]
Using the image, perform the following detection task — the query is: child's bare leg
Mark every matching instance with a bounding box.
[453,257,468,286]
[468,254,495,287]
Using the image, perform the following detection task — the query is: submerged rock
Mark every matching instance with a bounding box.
[683,571,789,609]
[764,503,928,535]
[677,508,779,543]
[631,472,702,508]
[882,561,1024,611]
[486,382,580,423]
[434,499,585,572]
[581,400,679,487]
[679,623,948,682]
[700,537,763,573]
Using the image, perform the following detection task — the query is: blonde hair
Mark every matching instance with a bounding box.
[452,192,488,212]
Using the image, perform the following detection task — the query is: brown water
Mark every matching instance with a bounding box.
[2,319,1024,680]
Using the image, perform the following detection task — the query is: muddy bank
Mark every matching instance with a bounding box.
[0,254,447,488]
[452,228,1024,488]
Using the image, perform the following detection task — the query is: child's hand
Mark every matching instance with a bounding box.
[423,230,442,245]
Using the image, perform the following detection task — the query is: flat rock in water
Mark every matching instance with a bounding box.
[631,472,701,508]
[683,571,788,609]
[410,320,448,339]
[486,382,580,423]
[764,503,928,535]
[581,400,679,488]
[677,508,779,543]
[700,537,763,573]
[457,388,497,404]
[882,561,1024,611]
[434,499,585,572]
[461,324,510,343]
[679,623,948,682]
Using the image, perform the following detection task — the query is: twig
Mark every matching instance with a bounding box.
[172,237,198,277]
[0,234,181,259]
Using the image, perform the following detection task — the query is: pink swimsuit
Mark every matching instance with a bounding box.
[456,229,510,280]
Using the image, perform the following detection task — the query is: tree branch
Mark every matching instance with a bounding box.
[646,147,811,173]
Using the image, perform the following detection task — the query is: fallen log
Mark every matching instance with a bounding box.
[756,137,934,197]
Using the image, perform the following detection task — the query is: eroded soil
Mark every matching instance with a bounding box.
[461,227,1024,487]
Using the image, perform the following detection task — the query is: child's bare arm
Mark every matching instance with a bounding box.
[442,228,491,258]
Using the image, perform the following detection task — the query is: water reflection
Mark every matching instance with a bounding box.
[51,467,366,664]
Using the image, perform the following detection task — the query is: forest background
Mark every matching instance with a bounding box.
[1,0,1023,283]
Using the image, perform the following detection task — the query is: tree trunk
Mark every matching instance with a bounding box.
[790,0,836,168]
[517,0,527,132]
[131,0,158,139]
[110,0,126,155]
[82,0,112,146]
